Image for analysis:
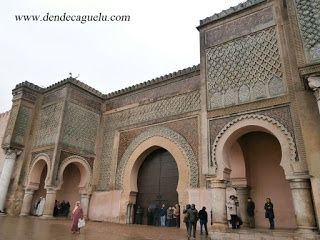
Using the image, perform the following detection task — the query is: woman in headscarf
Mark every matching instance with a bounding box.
[71,201,84,234]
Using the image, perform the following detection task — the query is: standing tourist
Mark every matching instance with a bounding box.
[147,206,154,225]
[166,207,173,226]
[226,195,237,229]
[173,204,180,227]
[247,197,255,228]
[187,204,198,239]
[36,196,45,216]
[159,204,166,227]
[264,198,275,229]
[183,204,191,237]
[71,201,84,234]
[234,196,242,228]
[198,206,208,235]
[135,206,144,224]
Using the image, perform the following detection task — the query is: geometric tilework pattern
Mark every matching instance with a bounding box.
[206,27,285,110]
[3,105,19,145]
[295,0,320,61]
[33,102,63,147]
[98,91,200,190]
[62,102,99,153]
[13,106,31,145]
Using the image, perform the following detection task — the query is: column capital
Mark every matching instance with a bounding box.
[24,189,35,195]
[308,76,320,100]
[3,148,22,159]
[207,179,227,189]
[289,178,311,189]
[235,185,250,194]
[44,187,58,194]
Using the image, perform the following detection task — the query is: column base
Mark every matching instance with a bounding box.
[295,228,319,240]
[212,222,228,232]
[40,215,55,220]
[19,213,29,217]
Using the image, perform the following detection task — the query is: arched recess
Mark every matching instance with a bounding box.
[212,114,297,180]
[56,155,92,194]
[116,127,199,223]
[26,153,51,190]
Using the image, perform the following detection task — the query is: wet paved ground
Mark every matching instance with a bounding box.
[1,216,320,240]
[0,216,207,240]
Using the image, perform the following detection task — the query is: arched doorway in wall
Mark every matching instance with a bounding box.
[56,156,92,218]
[136,148,179,225]
[227,131,297,229]
[30,164,47,216]
[55,163,81,217]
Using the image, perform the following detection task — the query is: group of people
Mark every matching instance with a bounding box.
[70,196,276,236]
[227,195,275,230]
[53,200,71,217]
[136,203,180,227]
[183,204,209,239]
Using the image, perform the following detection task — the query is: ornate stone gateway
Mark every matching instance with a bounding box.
[136,148,178,225]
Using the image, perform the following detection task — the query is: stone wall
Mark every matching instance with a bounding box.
[0,111,10,173]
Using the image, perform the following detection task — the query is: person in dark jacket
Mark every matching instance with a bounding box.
[187,204,198,238]
[159,204,166,227]
[198,206,208,235]
[183,204,191,237]
[264,198,275,229]
[247,197,255,228]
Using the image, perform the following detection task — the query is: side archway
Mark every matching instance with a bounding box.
[212,114,297,180]
[56,155,92,194]
[26,153,51,190]
[20,153,51,216]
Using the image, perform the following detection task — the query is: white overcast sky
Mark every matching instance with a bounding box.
[0,0,242,112]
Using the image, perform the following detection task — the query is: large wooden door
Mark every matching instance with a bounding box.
[136,148,178,224]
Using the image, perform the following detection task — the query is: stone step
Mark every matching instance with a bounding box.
[209,229,320,240]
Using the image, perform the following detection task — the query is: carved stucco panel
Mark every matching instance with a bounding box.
[3,105,19,145]
[13,106,31,145]
[206,27,286,110]
[294,0,320,61]
[62,102,99,153]
[33,102,63,147]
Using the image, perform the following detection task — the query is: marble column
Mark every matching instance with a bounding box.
[289,179,316,231]
[308,76,320,112]
[42,188,56,219]
[209,179,228,231]
[80,194,90,218]
[20,189,35,216]
[0,149,19,212]
[235,186,249,226]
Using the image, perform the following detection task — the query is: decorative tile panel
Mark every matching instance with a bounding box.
[33,102,63,147]
[13,106,31,145]
[2,105,19,145]
[206,27,286,110]
[294,0,320,61]
[62,102,99,153]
